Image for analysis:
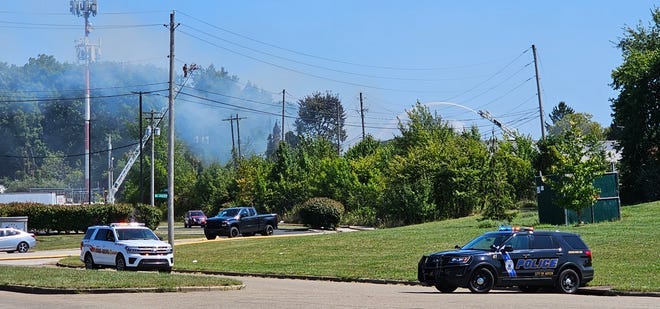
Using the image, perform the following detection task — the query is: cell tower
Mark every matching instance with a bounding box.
[70,0,100,204]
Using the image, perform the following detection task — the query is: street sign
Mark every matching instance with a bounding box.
[154,193,168,199]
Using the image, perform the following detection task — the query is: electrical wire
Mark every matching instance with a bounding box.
[178,29,437,93]
[178,10,508,72]
[181,24,477,82]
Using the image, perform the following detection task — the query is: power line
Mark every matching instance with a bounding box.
[0,82,168,95]
[0,141,139,159]
[0,90,168,104]
[181,24,476,82]
[177,29,438,93]
[177,10,510,72]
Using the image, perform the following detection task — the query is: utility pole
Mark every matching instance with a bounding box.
[359,92,365,139]
[223,114,246,161]
[166,11,178,247]
[236,113,242,159]
[281,89,285,142]
[144,110,162,208]
[222,116,236,161]
[336,100,341,155]
[107,135,112,204]
[532,44,546,140]
[70,0,99,204]
[138,92,143,204]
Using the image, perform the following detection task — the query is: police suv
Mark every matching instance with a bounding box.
[80,223,173,272]
[418,226,594,293]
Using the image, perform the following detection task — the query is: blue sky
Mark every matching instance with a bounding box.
[1,1,657,147]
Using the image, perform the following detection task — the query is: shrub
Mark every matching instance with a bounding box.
[341,207,377,227]
[297,197,344,229]
[133,203,162,230]
[0,202,158,233]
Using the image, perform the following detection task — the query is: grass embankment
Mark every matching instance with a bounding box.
[54,201,660,292]
[0,266,241,290]
[171,201,659,292]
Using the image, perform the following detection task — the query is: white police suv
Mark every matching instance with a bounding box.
[80,223,173,272]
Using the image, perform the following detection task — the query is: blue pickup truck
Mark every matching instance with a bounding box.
[204,206,278,239]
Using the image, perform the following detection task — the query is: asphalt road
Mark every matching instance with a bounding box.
[1,276,658,309]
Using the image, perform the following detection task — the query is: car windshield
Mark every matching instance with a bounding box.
[217,208,239,217]
[189,211,204,217]
[461,233,510,251]
[116,228,159,241]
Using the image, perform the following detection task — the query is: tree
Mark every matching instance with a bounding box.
[480,134,516,222]
[265,121,282,158]
[546,113,608,223]
[547,101,575,130]
[294,91,346,150]
[610,8,660,203]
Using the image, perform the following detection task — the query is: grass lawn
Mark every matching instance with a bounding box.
[169,201,659,292]
[54,201,660,292]
[0,265,241,290]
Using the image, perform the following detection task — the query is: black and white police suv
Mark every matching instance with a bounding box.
[418,226,594,294]
[80,223,173,272]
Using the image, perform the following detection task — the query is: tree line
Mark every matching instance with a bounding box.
[1,9,658,226]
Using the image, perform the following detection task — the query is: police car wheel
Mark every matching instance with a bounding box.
[557,269,580,294]
[434,283,457,293]
[468,268,494,293]
[84,253,96,270]
[116,254,127,271]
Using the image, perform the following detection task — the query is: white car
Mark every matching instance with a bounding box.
[0,227,36,253]
[80,223,173,272]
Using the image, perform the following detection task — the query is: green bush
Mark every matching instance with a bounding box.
[0,202,158,233]
[341,207,377,227]
[133,203,162,230]
[297,197,344,229]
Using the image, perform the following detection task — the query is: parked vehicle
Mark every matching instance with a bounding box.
[0,227,36,253]
[204,206,278,239]
[184,210,207,228]
[80,223,173,272]
[418,226,594,294]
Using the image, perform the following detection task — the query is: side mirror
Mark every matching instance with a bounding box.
[503,244,514,252]
[454,245,461,249]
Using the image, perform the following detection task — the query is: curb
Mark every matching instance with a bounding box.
[0,254,73,261]
[0,284,245,294]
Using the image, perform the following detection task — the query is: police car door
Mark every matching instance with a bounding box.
[527,234,561,283]
[92,228,115,265]
[500,233,533,282]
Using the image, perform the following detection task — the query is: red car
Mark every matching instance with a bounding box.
[184,210,207,228]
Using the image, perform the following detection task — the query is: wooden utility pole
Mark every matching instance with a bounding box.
[336,100,341,155]
[143,110,162,208]
[360,92,365,139]
[532,44,546,139]
[223,114,246,160]
[282,89,285,142]
[222,116,236,160]
[166,11,177,247]
[236,113,242,159]
[138,91,143,204]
